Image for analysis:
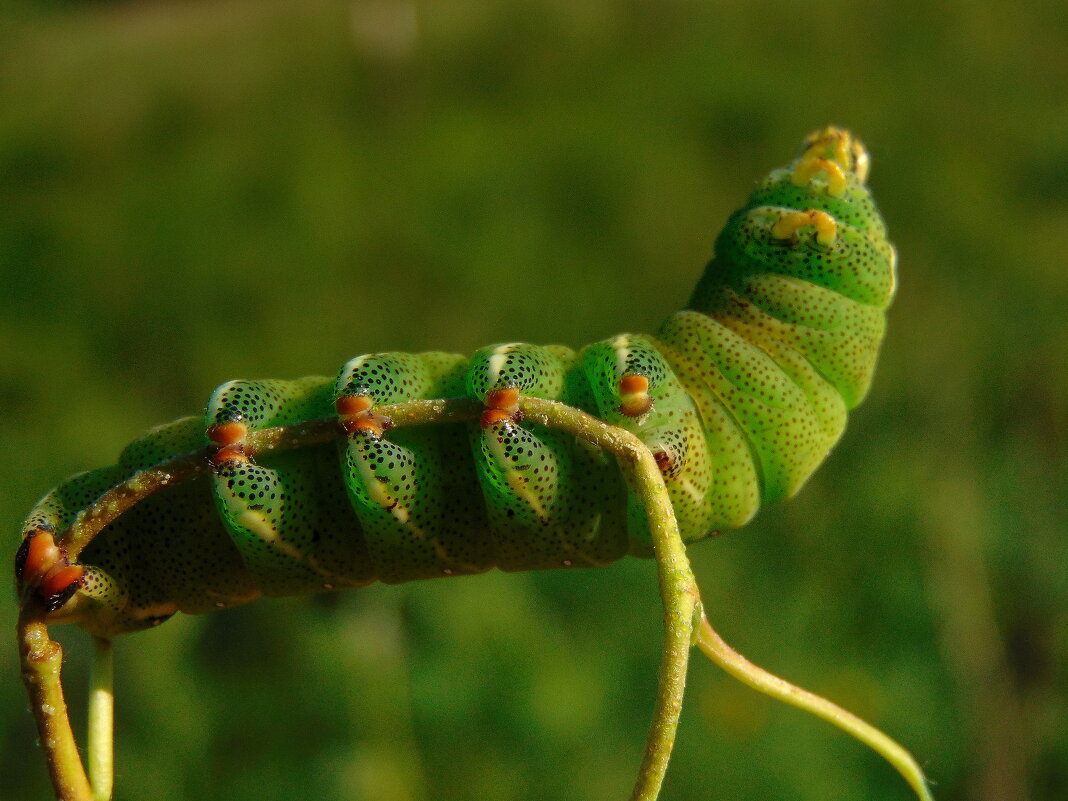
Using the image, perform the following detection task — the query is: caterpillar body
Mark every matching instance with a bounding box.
[16,127,894,640]
[17,128,935,801]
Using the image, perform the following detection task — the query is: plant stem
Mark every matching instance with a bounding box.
[520,397,699,801]
[695,611,934,801]
[88,638,114,801]
[58,399,483,559]
[17,603,93,801]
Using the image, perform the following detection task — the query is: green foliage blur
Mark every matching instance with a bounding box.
[1,1,1064,799]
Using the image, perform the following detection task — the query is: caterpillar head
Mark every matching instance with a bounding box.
[800,126,870,184]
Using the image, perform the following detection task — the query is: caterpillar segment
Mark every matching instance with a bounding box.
[17,465,125,619]
[468,343,571,545]
[581,334,714,554]
[675,127,895,508]
[333,351,492,582]
[207,377,350,595]
[465,342,632,570]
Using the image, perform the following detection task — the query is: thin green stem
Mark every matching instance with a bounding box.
[520,397,699,801]
[58,398,482,559]
[88,638,114,801]
[17,602,93,801]
[695,612,934,801]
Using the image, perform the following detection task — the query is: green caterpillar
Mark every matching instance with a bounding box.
[16,128,925,801]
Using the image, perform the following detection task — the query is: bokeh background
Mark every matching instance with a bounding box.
[1,1,1065,800]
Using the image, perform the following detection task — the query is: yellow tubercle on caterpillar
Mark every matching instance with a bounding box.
[770,208,839,246]
[791,155,848,196]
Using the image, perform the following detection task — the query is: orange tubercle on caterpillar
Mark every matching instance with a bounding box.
[484,387,520,411]
[207,420,248,446]
[211,443,250,466]
[618,373,653,417]
[40,564,85,599]
[480,408,514,428]
[20,528,62,583]
[335,394,374,417]
[15,529,85,607]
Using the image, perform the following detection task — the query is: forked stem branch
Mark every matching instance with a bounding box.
[520,397,698,801]
[695,610,934,801]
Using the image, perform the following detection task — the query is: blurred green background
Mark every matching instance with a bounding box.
[1,0,1064,799]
